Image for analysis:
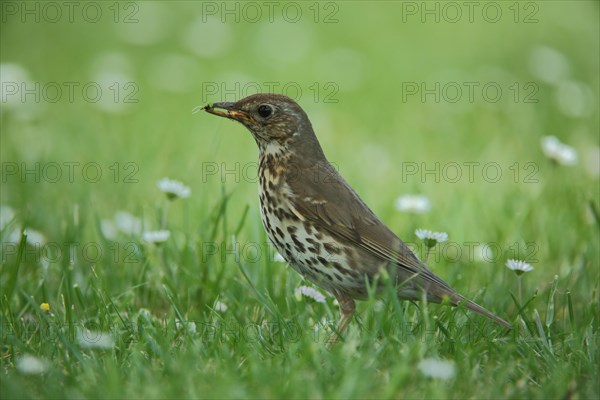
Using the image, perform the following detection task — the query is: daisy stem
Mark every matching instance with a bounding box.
[158,246,169,279]
[161,201,171,229]
[424,247,430,265]
[517,276,522,305]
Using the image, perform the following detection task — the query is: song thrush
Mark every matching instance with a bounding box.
[204,94,511,343]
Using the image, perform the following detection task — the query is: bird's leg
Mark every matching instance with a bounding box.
[327,294,356,347]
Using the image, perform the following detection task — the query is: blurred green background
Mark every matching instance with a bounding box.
[1,1,599,399]
[1,1,597,222]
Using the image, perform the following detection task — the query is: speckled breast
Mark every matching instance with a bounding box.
[257,153,368,297]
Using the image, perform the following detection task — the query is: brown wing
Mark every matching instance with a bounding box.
[286,160,513,329]
[286,161,453,291]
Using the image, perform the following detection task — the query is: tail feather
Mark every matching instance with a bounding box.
[450,293,512,329]
[422,278,512,329]
[401,267,512,329]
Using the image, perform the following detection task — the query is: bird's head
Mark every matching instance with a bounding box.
[204,93,318,152]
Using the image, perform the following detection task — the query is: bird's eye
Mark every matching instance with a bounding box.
[257,104,273,118]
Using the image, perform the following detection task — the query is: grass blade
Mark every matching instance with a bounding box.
[566,290,575,330]
[3,230,26,302]
[546,275,558,329]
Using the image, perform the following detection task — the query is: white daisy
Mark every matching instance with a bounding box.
[114,211,143,235]
[295,286,326,303]
[175,319,197,334]
[415,229,448,247]
[373,300,386,312]
[541,136,578,166]
[506,259,534,275]
[100,219,118,240]
[16,354,49,375]
[157,177,191,199]
[77,330,115,349]
[395,194,431,214]
[214,301,228,313]
[418,358,456,380]
[142,230,171,244]
[27,229,46,245]
[8,227,46,246]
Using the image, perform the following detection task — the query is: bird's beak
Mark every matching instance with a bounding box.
[204,102,253,123]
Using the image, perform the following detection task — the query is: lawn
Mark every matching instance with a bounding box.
[1,1,599,398]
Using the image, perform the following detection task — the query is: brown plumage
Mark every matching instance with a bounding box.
[204,93,511,343]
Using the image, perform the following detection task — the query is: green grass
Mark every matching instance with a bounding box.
[1,1,599,399]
